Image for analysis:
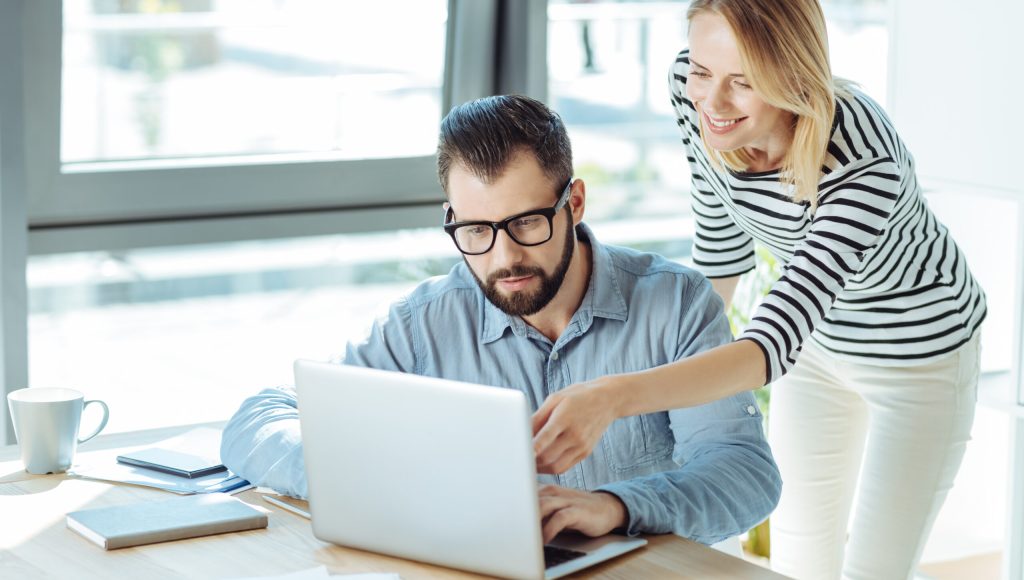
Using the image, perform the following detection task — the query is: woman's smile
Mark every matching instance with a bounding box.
[703,110,748,134]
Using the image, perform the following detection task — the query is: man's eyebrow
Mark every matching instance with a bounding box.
[689,58,746,78]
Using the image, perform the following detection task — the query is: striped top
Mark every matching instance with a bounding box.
[669,49,987,384]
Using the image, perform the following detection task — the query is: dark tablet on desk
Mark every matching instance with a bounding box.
[116,448,227,479]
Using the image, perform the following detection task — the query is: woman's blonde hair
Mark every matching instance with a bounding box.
[687,0,852,207]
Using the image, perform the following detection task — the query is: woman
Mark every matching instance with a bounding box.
[531,1,986,578]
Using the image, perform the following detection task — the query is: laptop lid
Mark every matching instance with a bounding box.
[295,360,546,579]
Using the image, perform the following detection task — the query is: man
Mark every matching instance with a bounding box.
[221,95,780,545]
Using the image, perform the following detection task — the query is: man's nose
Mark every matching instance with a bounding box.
[490,229,524,266]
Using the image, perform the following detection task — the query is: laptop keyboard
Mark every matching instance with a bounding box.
[544,545,587,568]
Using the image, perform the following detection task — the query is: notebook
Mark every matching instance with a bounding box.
[66,493,268,550]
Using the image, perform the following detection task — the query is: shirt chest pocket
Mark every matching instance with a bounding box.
[602,412,675,472]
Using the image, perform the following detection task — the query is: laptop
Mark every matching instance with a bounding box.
[294,360,647,580]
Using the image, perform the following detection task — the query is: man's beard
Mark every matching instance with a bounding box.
[468,217,576,317]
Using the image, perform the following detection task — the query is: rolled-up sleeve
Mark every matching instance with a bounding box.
[220,385,307,498]
[220,299,419,498]
[599,393,780,544]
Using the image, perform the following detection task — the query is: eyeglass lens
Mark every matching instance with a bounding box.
[454,214,552,254]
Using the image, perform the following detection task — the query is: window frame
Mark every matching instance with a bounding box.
[23,0,517,254]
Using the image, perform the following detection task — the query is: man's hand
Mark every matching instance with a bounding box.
[532,379,620,474]
[538,485,628,544]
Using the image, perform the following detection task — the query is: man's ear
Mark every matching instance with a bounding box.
[569,179,586,225]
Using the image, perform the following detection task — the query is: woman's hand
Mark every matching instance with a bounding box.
[531,343,763,474]
[531,377,623,474]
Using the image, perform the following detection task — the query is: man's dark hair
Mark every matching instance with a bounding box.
[436,95,573,196]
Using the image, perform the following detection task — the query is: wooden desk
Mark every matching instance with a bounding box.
[0,423,789,579]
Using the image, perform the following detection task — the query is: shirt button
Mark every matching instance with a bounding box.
[551,351,559,361]
[746,405,757,415]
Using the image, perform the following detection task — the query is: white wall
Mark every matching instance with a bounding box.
[888,0,1022,195]
[888,1,1023,576]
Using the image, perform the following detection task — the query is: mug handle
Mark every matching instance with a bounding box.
[78,399,110,444]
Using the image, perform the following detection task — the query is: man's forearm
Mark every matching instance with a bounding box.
[597,447,781,542]
[221,386,309,498]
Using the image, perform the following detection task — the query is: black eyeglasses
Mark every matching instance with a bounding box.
[443,178,573,256]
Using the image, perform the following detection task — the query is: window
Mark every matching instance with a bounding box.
[29,228,457,433]
[24,1,479,242]
[547,0,694,260]
[62,0,447,165]
[27,216,679,434]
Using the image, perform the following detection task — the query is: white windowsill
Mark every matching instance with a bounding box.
[978,370,1024,418]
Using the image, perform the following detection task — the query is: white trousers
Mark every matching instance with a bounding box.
[768,334,980,580]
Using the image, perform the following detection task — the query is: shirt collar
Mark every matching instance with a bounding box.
[479,223,628,345]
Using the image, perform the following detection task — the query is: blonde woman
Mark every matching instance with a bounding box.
[530,0,986,578]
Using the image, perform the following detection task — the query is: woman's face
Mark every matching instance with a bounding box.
[685,12,792,156]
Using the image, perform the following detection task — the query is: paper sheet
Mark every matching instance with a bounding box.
[69,461,251,494]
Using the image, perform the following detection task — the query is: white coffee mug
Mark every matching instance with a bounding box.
[7,387,109,474]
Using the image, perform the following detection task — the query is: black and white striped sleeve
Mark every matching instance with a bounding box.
[738,156,901,384]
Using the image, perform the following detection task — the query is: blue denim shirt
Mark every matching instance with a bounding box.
[221,224,781,544]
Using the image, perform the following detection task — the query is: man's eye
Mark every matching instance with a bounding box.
[465,226,490,237]
[513,216,543,229]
